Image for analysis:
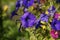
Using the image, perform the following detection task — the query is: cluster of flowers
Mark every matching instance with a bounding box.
[11,0,60,39]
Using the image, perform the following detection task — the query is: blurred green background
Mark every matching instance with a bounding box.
[1,0,29,40]
[1,0,60,40]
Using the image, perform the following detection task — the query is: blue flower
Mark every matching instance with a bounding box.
[16,0,23,10]
[51,18,57,30]
[51,18,60,30]
[23,0,34,8]
[20,12,36,28]
[11,10,17,19]
[16,0,20,8]
[48,6,56,17]
[55,21,60,30]
[48,6,55,11]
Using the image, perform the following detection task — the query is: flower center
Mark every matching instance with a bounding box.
[25,16,30,21]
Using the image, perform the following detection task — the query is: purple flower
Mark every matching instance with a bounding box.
[40,13,49,22]
[48,6,55,12]
[20,12,36,28]
[11,0,23,18]
[55,20,60,30]
[35,13,49,29]
[35,20,41,29]
[51,18,60,30]
[48,6,56,17]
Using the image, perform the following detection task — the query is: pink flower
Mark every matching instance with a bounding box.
[54,13,60,19]
[50,29,58,39]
